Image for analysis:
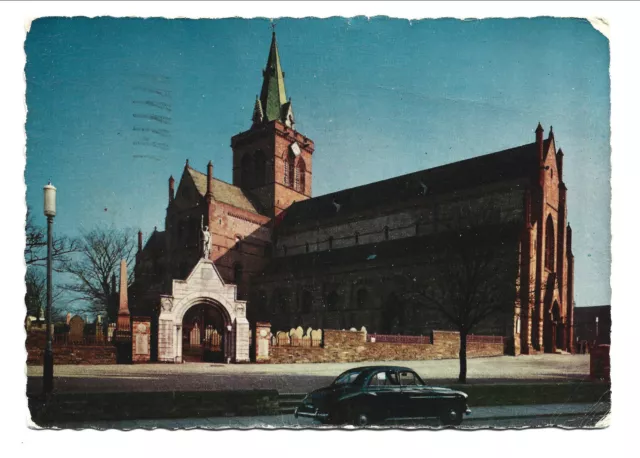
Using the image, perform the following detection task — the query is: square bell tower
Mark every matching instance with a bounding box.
[231,31,314,218]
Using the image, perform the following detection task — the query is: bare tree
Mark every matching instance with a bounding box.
[25,265,66,322]
[402,203,519,383]
[25,266,46,318]
[59,227,136,321]
[25,206,80,271]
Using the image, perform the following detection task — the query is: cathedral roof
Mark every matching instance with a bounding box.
[186,167,265,215]
[277,140,550,230]
[144,229,166,254]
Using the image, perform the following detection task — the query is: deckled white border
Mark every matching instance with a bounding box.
[2,1,637,457]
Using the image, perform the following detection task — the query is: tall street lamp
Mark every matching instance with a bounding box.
[43,181,56,395]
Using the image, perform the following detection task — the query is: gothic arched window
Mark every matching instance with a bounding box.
[241,153,254,188]
[254,150,266,187]
[355,231,360,244]
[283,151,295,187]
[295,159,306,193]
[545,215,555,271]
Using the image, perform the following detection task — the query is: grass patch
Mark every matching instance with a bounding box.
[445,381,611,407]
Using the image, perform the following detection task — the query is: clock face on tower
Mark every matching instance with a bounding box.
[290,142,301,157]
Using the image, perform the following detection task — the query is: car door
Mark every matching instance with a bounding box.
[399,370,436,418]
[365,369,404,420]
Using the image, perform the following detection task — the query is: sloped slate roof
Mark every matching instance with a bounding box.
[187,167,264,215]
[278,140,547,229]
[142,230,166,257]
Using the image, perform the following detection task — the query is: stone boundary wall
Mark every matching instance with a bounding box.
[26,329,117,365]
[27,345,117,365]
[267,330,503,364]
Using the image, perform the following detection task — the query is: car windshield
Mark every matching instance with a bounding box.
[332,370,362,386]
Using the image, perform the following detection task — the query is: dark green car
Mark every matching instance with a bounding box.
[294,365,471,427]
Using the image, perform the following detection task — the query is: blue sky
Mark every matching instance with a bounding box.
[24,16,610,307]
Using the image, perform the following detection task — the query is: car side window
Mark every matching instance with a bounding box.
[399,371,422,386]
[368,370,401,387]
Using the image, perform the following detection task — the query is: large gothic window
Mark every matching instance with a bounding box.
[241,154,253,188]
[545,215,555,271]
[254,150,266,187]
[283,151,295,187]
[295,159,306,193]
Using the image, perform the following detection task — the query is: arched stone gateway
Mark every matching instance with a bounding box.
[157,259,250,363]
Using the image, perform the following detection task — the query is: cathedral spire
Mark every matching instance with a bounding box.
[259,30,289,123]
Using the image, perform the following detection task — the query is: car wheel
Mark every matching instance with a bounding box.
[440,407,463,426]
[351,410,371,427]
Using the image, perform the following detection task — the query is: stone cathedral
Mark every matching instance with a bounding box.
[129,32,575,363]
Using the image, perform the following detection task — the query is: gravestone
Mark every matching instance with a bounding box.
[190,326,201,346]
[107,323,116,342]
[311,329,322,345]
[254,322,271,362]
[276,331,290,346]
[132,318,151,363]
[68,315,85,343]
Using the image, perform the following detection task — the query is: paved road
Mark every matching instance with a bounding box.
[27,354,590,394]
[43,402,610,430]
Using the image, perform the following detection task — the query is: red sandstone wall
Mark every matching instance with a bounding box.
[267,330,503,364]
[27,345,117,365]
[26,330,117,365]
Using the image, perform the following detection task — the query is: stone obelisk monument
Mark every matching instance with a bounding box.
[116,259,131,332]
[114,259,132,363]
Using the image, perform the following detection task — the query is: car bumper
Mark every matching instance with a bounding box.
[294,406,329,420]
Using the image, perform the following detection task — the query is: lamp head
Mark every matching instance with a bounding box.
[43,181,57,217]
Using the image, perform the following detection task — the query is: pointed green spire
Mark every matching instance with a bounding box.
[259,31,289,123]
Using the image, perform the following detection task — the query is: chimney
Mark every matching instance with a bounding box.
[206,161,214,199]
[137,230,143,253]
[557,148,564,182]
[169,175,175,203]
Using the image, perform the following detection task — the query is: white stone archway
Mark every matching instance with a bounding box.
[157,259,249,363]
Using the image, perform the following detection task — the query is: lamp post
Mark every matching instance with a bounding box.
[43,182,56,395]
